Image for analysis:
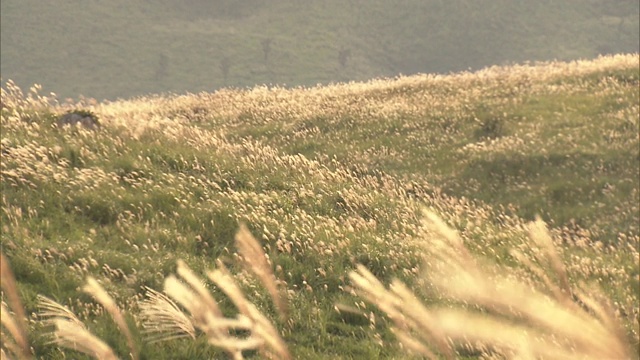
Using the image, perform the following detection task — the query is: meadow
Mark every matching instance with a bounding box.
[1,54,639,359]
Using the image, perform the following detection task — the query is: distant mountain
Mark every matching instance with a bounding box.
[1,0,638,100]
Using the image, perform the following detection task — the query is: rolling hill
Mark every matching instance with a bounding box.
[1,54,639,359]
[1,0,639,100]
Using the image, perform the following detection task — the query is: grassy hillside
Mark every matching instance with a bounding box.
[1,54,639,359]
[1,0,639,100]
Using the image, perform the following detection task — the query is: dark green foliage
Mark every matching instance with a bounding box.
[68,192,121,225]
[174,208,238,257]
[474,117,505,140]
[471,103,507,140]
[112,157,148,185]
[61,146,84,168]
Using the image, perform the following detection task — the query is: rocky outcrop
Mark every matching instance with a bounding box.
[56,111,100,130]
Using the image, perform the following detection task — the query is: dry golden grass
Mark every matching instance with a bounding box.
[1,54,638,358]
[139,286,196,343]
[36,277,138,359]
[3,204,634,359]
[37,295,117,360]
[141,225,291,360]
[349,209,633,359]
[1,225,291,360]
[0,252,31,360]
[157,261,291,359]
[235,223,288,320]
[31,226,292,359]
[83,277,138,360]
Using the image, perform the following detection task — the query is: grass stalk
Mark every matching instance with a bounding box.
[0,252,31,359]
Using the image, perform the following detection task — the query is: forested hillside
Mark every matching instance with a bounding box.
[1,0,638,100]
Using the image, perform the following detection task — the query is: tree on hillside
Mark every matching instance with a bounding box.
[220,56,231,84]
[339,48,351,68]
[154,53,168,81]
[261,38,272,63]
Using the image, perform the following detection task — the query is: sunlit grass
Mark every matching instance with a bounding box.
[1,54,638,358]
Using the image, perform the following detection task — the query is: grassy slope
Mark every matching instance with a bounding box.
[1,0,639,100]
[227,57,640,245]
[1,55,639,358]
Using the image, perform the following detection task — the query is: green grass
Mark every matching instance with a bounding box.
[1,55,638,358]
[231,65,640,245]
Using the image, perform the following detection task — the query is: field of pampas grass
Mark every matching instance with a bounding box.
[1,54,639,359]
[351,210,634,359]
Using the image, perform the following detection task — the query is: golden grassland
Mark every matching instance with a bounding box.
[1,54,639,359]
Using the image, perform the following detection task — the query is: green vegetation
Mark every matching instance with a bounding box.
[1,55,639,359]
[1,0,639,100]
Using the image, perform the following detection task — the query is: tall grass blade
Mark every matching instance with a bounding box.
[139,286,196,343]
[350,210,632,359]
[37,295,119,359]
[234,223,288,320]
[0,252,30,359]
[83,277,138,360]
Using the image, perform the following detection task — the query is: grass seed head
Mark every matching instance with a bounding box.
[235,223,288,320]
[351,211,633,359]
[82,277,138,360]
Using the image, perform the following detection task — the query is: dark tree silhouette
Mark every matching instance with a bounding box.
[338,48,351,68]
[261,38,272,63]
[220,56,231,84]
[154,53,168,81]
